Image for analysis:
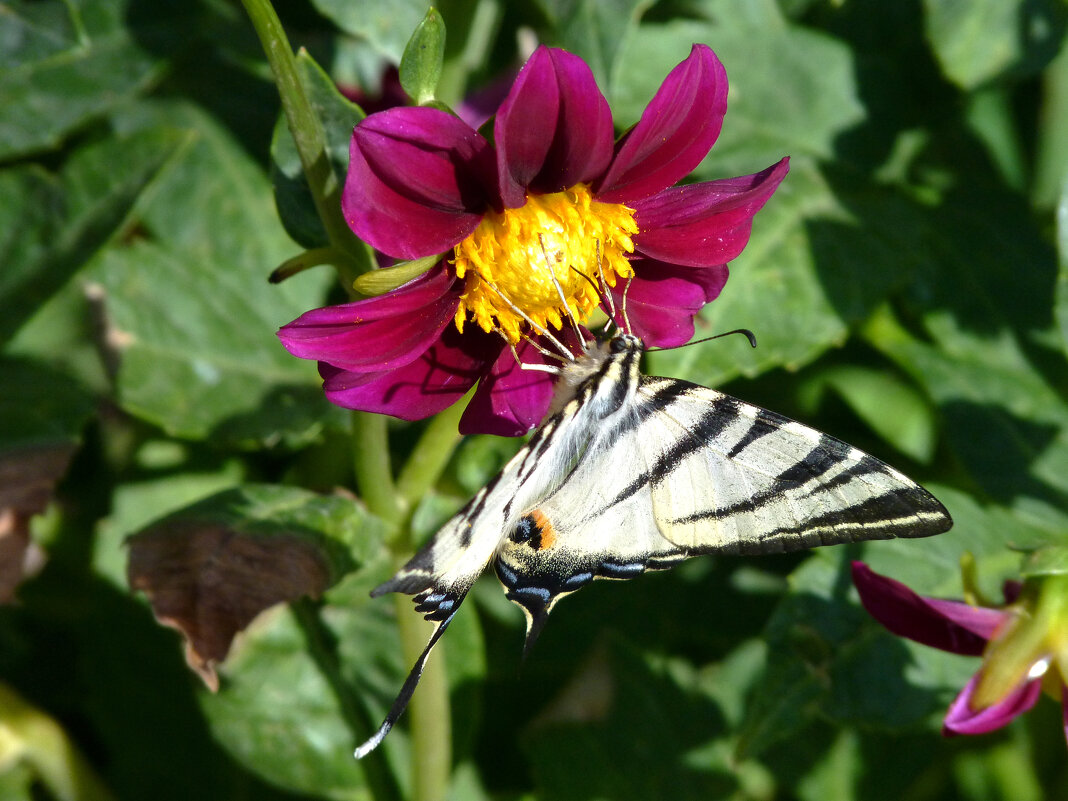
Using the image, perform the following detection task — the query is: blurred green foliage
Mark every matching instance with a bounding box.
[2,0,1068,799]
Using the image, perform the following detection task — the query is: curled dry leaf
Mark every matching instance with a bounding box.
[0,443,74,602]
[127,521,331,690]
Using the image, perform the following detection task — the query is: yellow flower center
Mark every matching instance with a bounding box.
[452,184,638,343]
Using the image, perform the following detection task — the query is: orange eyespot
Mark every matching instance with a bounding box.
[529,509,556,550]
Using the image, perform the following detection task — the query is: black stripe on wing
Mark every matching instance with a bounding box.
[602,388,742,510]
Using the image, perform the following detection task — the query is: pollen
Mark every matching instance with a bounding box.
[452,184,638,343]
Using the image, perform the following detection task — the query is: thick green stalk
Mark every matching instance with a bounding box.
[352,409,453,800]
[352,410,404,529]
[239,0,369,285]
[395,398,467,507]
[393,596,452,801]
[1034,40,1068,210]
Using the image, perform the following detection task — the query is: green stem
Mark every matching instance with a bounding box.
[393,595,452,801]
[1034,39,1068,210]
[351,408,453,799]
[395,399,467,507]
[351,410,404,528]
[0,682,115,801]
[269,246,341,283]
[239,0,369,287]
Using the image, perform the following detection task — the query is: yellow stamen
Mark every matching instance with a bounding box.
[452,184,638,343]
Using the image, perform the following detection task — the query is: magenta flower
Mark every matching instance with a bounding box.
[280,44,788,435]
[851,561,1068,744]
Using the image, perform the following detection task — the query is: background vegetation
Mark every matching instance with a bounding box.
[2,0,1068,799]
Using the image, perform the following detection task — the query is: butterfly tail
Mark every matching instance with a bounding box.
[353,607,458,759]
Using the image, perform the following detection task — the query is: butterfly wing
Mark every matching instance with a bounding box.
[354,360,627,756]
[494,375,952,647]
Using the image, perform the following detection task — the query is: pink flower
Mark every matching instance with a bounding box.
[851,561,1068,744]
[280,44,788,435]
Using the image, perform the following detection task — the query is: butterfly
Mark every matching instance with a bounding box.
[353,328,952,758]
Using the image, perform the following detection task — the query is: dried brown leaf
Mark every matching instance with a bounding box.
[127,521,331,690]
[0,443,74,602]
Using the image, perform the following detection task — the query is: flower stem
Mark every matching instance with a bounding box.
[352,409,453,798]
[395,398,467,508]
[351,411,404,529]
[239,0,370,286]
[269,246,341,283]
[393,595,452,801]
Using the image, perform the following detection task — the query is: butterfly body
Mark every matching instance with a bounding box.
[354,330,951,757]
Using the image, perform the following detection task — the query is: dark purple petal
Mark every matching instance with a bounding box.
[597,44,728,203]
[457,69,517,131]
[278,268,460,371]
[319,324,503,420]
[460,338,559,436]
[495,46,614,207]
[610,260,728,347]
[343,107,497,258]
[851,562,1005,656]
[630,158,789,267]
[943,673,1042,736]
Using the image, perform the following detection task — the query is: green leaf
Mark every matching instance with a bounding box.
[923,0,1068,90]
[88,104,342,446]
[0,127,188,345]
[400,7,446,105]
[200,570,485,801]
[810,364,938,463]
[648,161,919,386]
[1021,545,1068,579]
[534,0,654,90]
[309,0,432,63]
[0,358,94,452]
[613,19,864,175]
[0,0,179,159]
[524,639,739,800]
[742,484,1062,757]
[271,51,365,250]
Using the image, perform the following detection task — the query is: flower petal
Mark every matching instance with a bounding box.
[943,673,1042,736]
[319,324,502,420]
[630,158,789,267]
[344,107,497,258]
[851,562,1004,656]
[611,259,728,347]
[597,44,728,203]
[495,46,614,207]
[460,338,559,436]
[278,267,460,372]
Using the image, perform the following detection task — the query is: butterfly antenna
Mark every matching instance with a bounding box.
[619,274,634,335]
[567,259,618,341]
[474,272,575,361]
[538,234,587,345]
[353,610,459,759]
[594,240,619,321]
[645,328,758,353]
